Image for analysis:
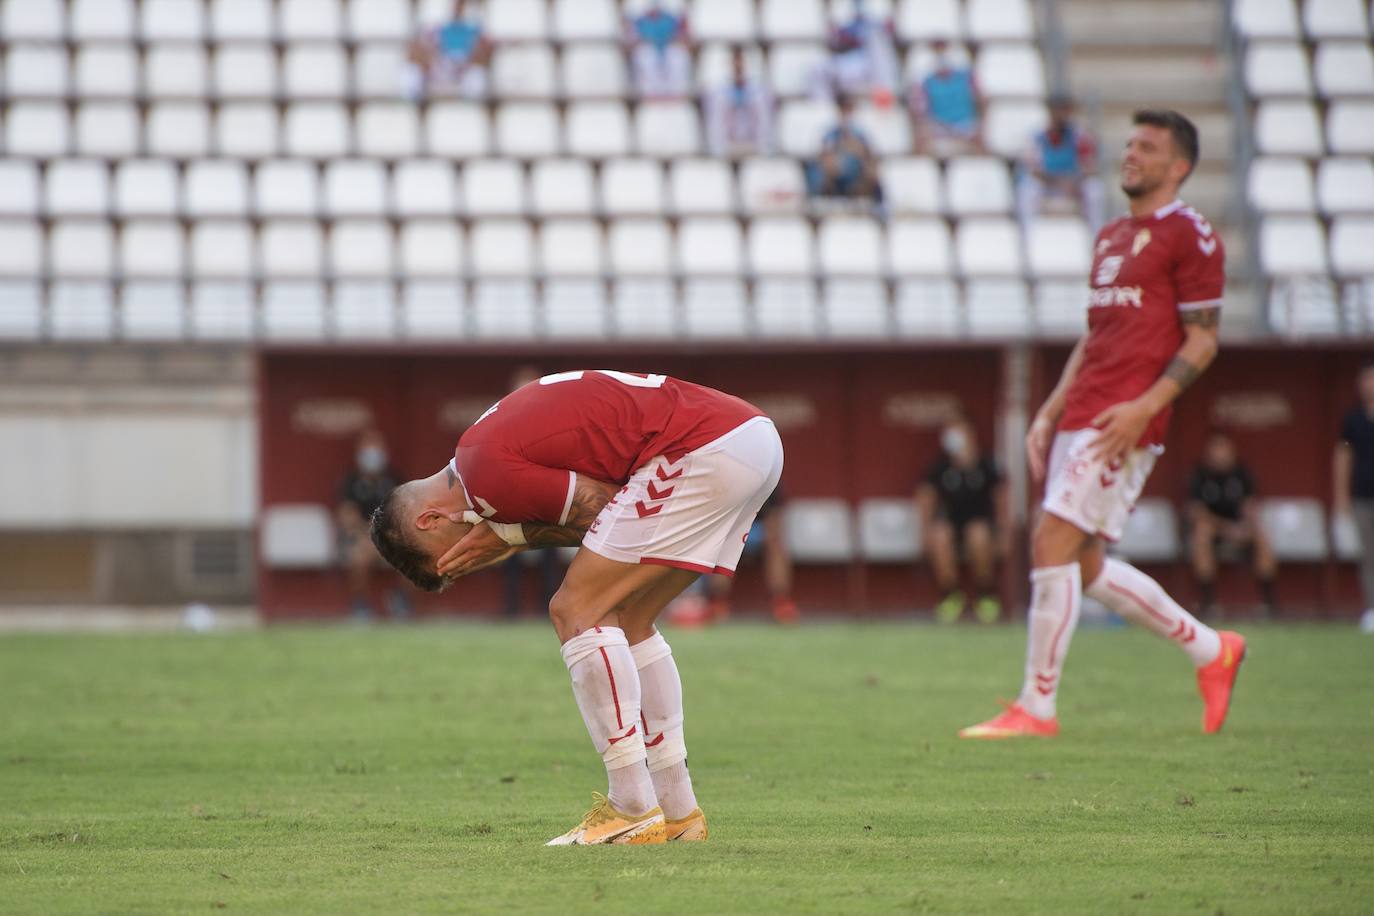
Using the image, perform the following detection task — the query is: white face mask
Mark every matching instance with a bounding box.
[941,428,969,457]
[358,446,387,474]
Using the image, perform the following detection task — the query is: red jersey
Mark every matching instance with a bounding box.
[1059,199,1225,448]
[452,370,763,525]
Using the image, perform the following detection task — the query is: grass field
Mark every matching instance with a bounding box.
[1,621,1371,915]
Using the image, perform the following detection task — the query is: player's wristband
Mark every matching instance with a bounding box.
[485,520,527,547]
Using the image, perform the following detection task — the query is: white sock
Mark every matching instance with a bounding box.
[560,626,658,816]
[630,630,698,821]
[1086,558,1222,667]
[1017,562,1081,720]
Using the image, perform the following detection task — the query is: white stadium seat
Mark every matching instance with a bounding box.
[51,221,114,277]
[330,221,394,277]
[71,0,134,40]
[1316,157,1374,214]
[50,282,115,339]
[887,218,952,276]
[853,103,912,156]
[354,42,407,98]
[976,44,1046,99]
[545,279,610,339]
[984,101,1049,158]
[612,278,677,338]
[185,229,252,285]
[356,103,419,158]
[1026,217,1092,278]
[0,162,39,216]
[255,160,320,217]
[145,44,209,99]
[1248,157,1316,213]
[471,280,537,338]
[562,43,629,98]
[824,279,890,337]
[0,222,43,277]
[1034,280,1088,335]
[1313,41,1374,96]
[147,103,212,158]
[283,44,349,99]
[425,103,491,157]
[1330,217,1374,277]
[259,221,324,277]
[210,0,273,40]
[1260,216,1328,274]
[120,221,184,278]
[609,218,673,275]
[531,160,595,216]
[755,278,820,338]
[966,0,1034,41]
[1245,43,1312,97]
[7,103,70,157]
[540,220,605,277]
[682,278,749,339]
[784,499,855,563]
[279,0,343,40]
[471,221,535,276]
[858,498,922,562]
[486,0,548,40]
[399,221,464,277]
[768,41,828,97]
[346,0,411,41]
[945,157,1013,215]
[1327,101,1374,154]
[966,278,1032,336]
[779,99,837,157]
[190,281,255,339]
[818,217,885,276]
[262,281,327,340]
[5,44,68,98]
[45,160,109,217]
[895,0,962,41]
[956,217,1023,275]
[1269,275,1341,335]
[669,159,735,214]
[122,281,186,340]
[462,159,526,216]
[74,45,139,99]
[1261,499,1328,560]
[1234,0,1301,38]
[284,103,351,158]
[739,158,806,214]
[2,0,65,40]
[553,0,619,40]
[491,43,557,99]
[1256,100,1325,155]
[334,280,398,339]
[1302,0,1370,38]
[214,45,278,98]
[184,160,250,217]
[566,102,632,158]
[394,160,459,217]
[602,160,666,215]
[114,160,179,217]
[761,0,826,40]
[76,103,139,158]
[692,0,756,41]
[217,103,281,158]
[402,280,466,338]
[678,218,744,276]
[1115,499,1180,563]
[636,103,701,157]
[496,103,561,158]
[323,159,388,217]
[749,218,815,276]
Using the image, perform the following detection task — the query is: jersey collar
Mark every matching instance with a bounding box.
[1152,199,1184,219]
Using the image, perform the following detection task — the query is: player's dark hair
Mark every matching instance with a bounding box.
[369,488,446,593]
[1133,109,1199,179]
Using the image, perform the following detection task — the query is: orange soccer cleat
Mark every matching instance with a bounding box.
[1196,630,1247,734]
[958,702,1059,739]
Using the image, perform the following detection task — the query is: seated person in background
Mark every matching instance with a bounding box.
[916,415,1007,624]
[403,0,491,100]
[1334,363,1374,632]
[626,0,693,99]
[809,0,899,106]
[1015,95,1106,234]
[805,95,883,207]
[704,45,775,158]
[336,430,411,620]
[1187,431,1277,618]
[909,39,984,156]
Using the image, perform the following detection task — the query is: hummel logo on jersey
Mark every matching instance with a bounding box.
[1197,237,1217,256]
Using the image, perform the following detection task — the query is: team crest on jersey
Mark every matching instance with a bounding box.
[1094,255,1124,286]
[1132,229,1151,257]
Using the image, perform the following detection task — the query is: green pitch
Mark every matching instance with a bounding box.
[1,622,1371,914]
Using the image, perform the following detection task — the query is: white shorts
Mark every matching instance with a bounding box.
[582,417,784,576]
[1041,428,1161,542]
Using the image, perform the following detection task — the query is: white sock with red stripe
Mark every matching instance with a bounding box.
[1085,558,1221,667]
[1017,562,1081,720]
[630,630,697,821]
[560,626,658,817]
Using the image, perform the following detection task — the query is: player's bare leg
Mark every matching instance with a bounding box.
[964,519,1001,623]
[928,519,964,623]
[762,513,798,623]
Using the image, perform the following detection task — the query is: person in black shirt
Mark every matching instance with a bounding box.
[1334,363,1374,630]
[338,429,410,619]
[917,415,1008,623]
[1186,430,1277,617]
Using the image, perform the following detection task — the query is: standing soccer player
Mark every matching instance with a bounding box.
[369,370,783,842]
[960,110,1247,739]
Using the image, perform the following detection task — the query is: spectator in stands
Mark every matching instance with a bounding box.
[805,95,884,208]
[704,45,775,158]
[909,39,984,157]
[500,367,563,619]
[810,0,899,106]
[403,0,491,101]
[626,0,693,100]
[917,415,1007,624]
[1334,363,1374,633]
[337,429,411,620]
[1186,431,1278,619]
[1015,95,1106,234]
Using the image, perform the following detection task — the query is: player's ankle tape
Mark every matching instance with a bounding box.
[645,733,687,772]
[561,626,629,669]
[603,731,648,769]
[629,632,672,670]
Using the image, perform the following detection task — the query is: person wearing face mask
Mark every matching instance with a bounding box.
[916,415,1008,624]
[336,429,410,620]
[703,45,775,158]
[805,94,884,207]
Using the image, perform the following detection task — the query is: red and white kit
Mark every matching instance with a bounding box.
[1045,199,1225,540]
[451,370,784,575]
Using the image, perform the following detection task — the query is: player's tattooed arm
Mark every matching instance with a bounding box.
[1163,356,1202,391]
[520,476,619,548]
[1179,306,1221,329]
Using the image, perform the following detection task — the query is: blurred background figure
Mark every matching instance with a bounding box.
[403,0,491,100]
[810,0,898,105]
[704,45,775,158]
[1186,431,1277,619]
[1334,364,1374,632]
[805,95,883,209]
[626,0,692,99]
[1016,95,1105,234]
[336,429,411,620]
[501,366,564,619]
[917,416,1007,624]
[910,39,983,156]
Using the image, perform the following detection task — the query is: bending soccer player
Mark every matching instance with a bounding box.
[961,110,1247,739]
[369,370,783,843]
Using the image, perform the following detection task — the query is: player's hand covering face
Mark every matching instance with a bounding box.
[436,521,519,579]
